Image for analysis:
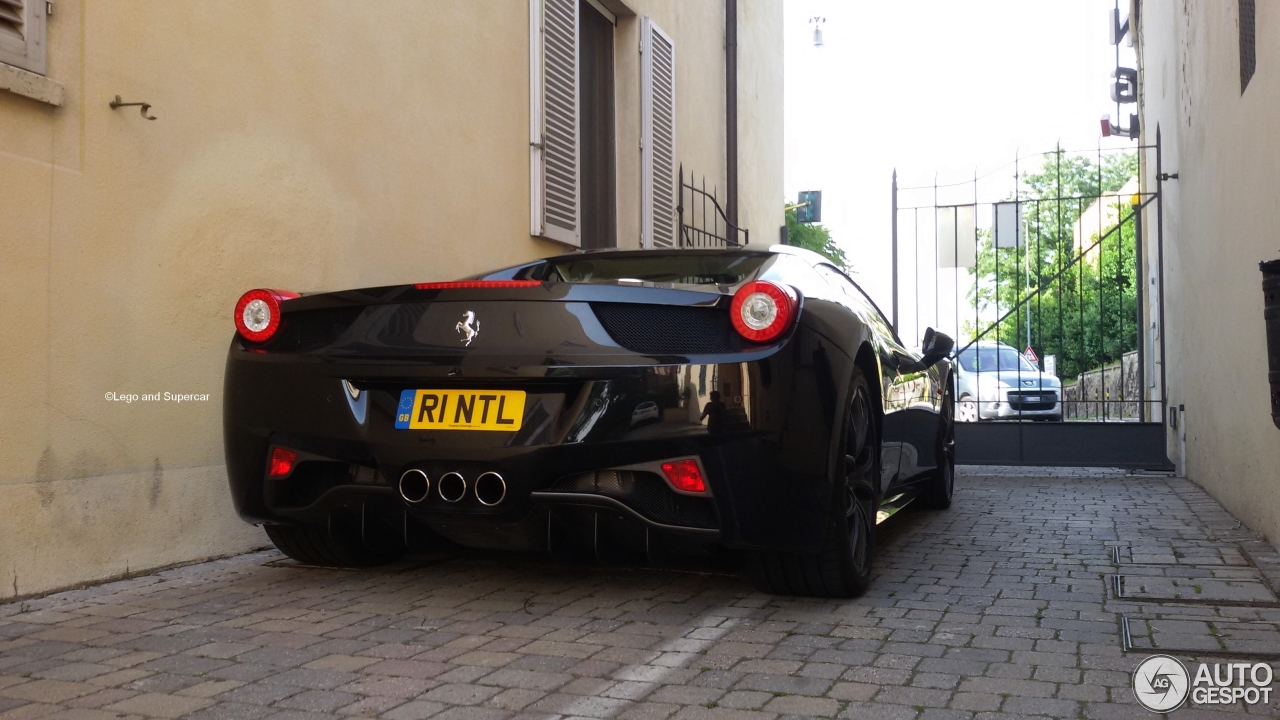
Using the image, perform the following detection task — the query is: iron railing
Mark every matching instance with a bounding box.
[892,142,1165,426]
[677,164,747,248]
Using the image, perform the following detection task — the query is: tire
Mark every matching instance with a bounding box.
[955,393,978,423]
[265,519,401,567]
[747,368,877,598]
[919,376,956,510]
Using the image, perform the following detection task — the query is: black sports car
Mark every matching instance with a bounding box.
[223,246,955,597]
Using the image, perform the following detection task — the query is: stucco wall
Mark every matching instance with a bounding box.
[1137,1,1280,542]
[0,0,783,598]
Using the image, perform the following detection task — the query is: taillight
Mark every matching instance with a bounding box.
[660,459,707,494]
[730,280,797,343]
[233,289,297,343]
[414,280,543,290]
[267,447,297,478]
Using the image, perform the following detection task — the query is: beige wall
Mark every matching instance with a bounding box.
[611,0,783,248]
[1137,1,1280,542]
[0,0,782,598]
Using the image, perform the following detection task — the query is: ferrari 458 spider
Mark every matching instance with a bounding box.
[223,246,955,597]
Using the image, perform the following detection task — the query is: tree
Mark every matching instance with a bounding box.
[963,149,1139,382]
[785,207,849,271]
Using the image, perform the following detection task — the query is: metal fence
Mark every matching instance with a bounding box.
[892,143,1165,428]
[677,164,746,248]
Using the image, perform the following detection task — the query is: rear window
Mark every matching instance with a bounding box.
[543,254,769,287]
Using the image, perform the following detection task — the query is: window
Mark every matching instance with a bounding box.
[530,0,582,246]
[640,16,675,248]
[1240,0,1256,94]
[578,0,616,249]
[816,262,896,333]
[0,0,46,75]
[958,347,1035,374]
[543,253,767,286]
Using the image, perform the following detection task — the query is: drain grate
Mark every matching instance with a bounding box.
[1105,542,1252,567]
[1109,574,1280,607]
[1120,612,1280,661]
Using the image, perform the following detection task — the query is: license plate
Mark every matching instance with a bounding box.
[395,389,525,431]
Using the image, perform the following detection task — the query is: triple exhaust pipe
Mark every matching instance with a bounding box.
[398,469,507,507]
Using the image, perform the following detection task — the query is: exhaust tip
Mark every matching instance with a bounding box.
[438,472,466,503]
[475,471,507,506]
[398,469,431,504]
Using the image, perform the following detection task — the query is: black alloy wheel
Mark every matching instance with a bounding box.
[747,368,877,598]
[919,376,956,509]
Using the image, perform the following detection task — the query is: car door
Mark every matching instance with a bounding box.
[812,264,914,495]
[827,265,946,488]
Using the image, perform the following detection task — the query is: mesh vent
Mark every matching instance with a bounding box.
[551,470,718,529]
[592,303,743,355]
[0,0,23,38]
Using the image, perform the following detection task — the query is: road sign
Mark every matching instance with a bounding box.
[1023,346,1039,364]
[796,191,822,223]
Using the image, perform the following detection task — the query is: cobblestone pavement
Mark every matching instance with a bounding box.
[4,468,1280,719]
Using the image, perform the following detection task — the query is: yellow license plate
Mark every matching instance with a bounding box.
[395,389,525,431]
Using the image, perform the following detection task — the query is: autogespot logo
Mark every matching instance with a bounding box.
[1133,655,1190,713]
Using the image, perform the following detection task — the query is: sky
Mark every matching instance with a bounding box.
[783,0,1139,344]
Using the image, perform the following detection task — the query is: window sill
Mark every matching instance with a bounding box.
[0,62,64,107]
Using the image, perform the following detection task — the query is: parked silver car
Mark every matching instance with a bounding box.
[954,341,1062,422]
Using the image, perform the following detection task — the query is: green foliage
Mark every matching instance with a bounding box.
[964,150,1139,382]
[785,207,849,271]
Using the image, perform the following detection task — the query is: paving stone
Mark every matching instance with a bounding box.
[617,700,680,720]
[175,680,245,698]
[480,668,573,692]
[273,688,360,713]
[839,700,919,719]
[647,684,723,705]
[486,687,546,711]
[423,682,503,705]
[0,678,94,703]
[734,672,832,696]
[102,692,214,718]
[126,672,203,695]
[6,471,1279,718]
[1000,695,1082,717]
[215,680,303,706]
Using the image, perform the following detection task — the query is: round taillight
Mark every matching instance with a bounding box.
[233,289,297,343]
[730,281,798,343]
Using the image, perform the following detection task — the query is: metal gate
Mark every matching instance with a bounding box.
[891,138,1173,469]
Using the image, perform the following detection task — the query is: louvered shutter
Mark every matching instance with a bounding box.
[529,0,581,246]
[0,0,46,75]
[641,16,676,249]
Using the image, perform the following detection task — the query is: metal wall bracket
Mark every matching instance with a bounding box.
[109,95,157,120]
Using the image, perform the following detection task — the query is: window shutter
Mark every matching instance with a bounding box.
[529,0,581,246]
[641,16,676,249]
[0,0,46,76]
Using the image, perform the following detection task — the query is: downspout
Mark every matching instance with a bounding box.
[726,0,739,237]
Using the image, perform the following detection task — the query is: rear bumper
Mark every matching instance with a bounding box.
[222,326,854,554]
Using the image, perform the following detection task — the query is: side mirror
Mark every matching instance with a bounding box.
[921,327,954,367]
